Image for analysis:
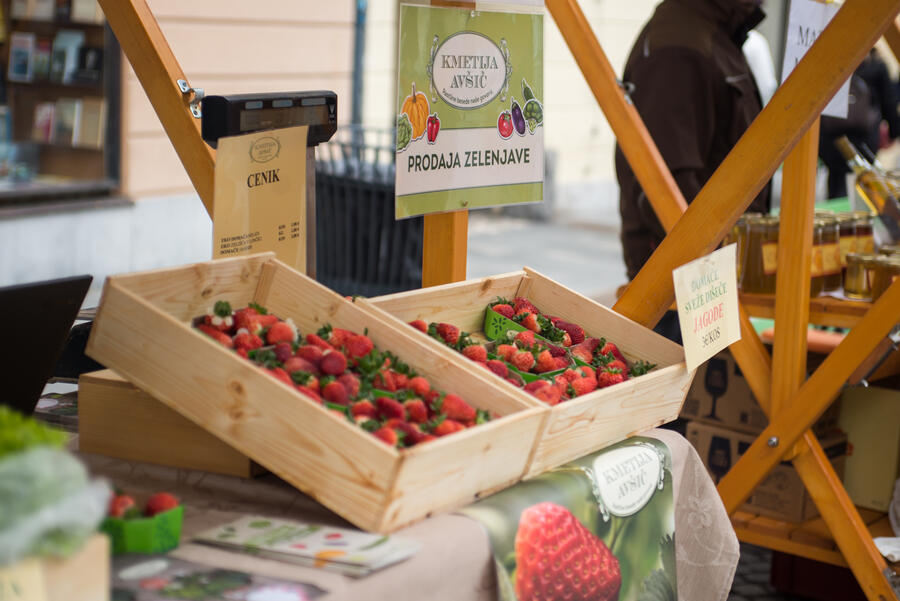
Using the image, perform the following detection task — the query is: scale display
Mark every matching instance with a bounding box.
[202,91,337,148]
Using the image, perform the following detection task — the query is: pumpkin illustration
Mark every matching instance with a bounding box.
[401,82,429,140]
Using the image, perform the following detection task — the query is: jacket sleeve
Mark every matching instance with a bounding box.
[626,47,718,203]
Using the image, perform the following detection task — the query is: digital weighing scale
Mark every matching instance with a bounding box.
[201,91,338,278]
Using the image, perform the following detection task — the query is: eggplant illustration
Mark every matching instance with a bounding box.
[510,98,526,136]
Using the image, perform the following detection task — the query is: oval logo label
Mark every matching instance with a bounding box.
[431,32,507,110]
[249,136,280,163]
[592,445,663,517]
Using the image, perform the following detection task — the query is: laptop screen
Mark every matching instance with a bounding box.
[0,275,92,415]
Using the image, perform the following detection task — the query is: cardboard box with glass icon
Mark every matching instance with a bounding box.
[680,350,840,436]
[687,421,847,522]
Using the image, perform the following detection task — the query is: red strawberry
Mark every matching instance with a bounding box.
[548,344,568,358]
[296,344,324,365]
[329,327,353,348]
[196,324,233,348]
[511,351,536,372]
[513,297,540,315]
[441,394,476,422]
[486,359,509,378]
[600,341,626,364]
[392,371,409,389]
[581,337,602,353]
[267,367,293,387]
[534,384,564,406]
[462,345,488,362]
[233,332,263,352]
[562,368,581,383]
[521,313,540,332]
[320,351,347,376]
[374,370,397,392]
[256,314,279,328]
[555,320,585,345]
[409,319,428,333]
[236,348,249,359]
[515,502,621,601]
[322,381,349,405]
[273,342,293,363]
[514,330,535,348]
[578,365,597,381]
[553,357,569,370]
[283,356,316,374]
[203,314,232,332]
[506,377,524,388]
[233,308,261,333]
[535,349,556,373]
[570,344,594,364]
[388,420,428,446]
[524,380,551,393]
[404,398,428,423]
[292,372,319,392]
[297,385,322,402]
[433,419,466,436]
[306,333,335,351]
[373,426,399,447]
[496,344,517,361]
[338,373,360,397]
[569,377,597,397]
[435,323,460,345]
[492,304,515,318]
[376,397,405,420]
[351,400,376,418]
[144,492,179,517]
[267,321,296,345]
[597,369,627,388]
[606,359,628,373]
[109,494,136,518]
[408,376,431,397]
[345,334,374,359]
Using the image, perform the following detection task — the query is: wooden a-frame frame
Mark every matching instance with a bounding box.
[98,0,900,597]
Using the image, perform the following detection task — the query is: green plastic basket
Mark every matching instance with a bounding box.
[101,505,183,555]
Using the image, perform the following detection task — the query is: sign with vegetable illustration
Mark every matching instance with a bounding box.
[460,437,677,601]
[395,4,543,218]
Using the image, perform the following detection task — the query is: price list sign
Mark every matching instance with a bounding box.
[673,244,742,372]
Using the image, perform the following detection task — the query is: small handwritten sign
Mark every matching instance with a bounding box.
[0,559,46,601]
[782,0,848,118]
[673,244,742,372]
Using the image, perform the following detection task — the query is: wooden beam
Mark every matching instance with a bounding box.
[771,123,818,416]
[883,16,900,62]
[718,277,900,514]
[792,434,893,601]
[99,0,215,214]
[422,211,468,287]
[545,0,687,232]
[613,0,900,328]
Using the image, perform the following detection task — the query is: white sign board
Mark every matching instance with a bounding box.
[673,244,742,372]
[782,0,849,118]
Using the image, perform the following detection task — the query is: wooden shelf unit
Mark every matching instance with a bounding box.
[740,293,873,328]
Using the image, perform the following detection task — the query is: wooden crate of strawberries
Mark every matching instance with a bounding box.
[363,268,694,476]
[86,253,547,533]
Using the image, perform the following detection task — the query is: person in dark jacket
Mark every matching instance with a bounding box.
[615,0,771,342]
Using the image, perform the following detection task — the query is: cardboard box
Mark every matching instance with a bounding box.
[681,350,840,436]
[838,380,900,512]
[687,420,847,522]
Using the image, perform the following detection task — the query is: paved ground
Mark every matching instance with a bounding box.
[730,544,808,601]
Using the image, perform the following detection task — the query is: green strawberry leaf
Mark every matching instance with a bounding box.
[317,324,333,339]
[475,409,492,425]
[248,301,268,315]
[247,348,279,369]
[213,300,232,317]
[360,419,380,432]
[636,570,676,601]
[630,359,657,377]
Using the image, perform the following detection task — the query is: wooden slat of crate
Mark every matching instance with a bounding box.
[365,267,693,478]
[789,517,838,550]
[43,534,109,601]
[79,369,263,478]
[87,254,546,533]
[746,515,800,540]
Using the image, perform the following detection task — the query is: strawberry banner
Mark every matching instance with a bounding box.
[459,437,677,601]
[395,4,543,218]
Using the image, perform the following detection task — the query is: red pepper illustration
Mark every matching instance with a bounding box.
[426,113,440,144]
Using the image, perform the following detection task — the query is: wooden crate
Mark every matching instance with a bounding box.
[363,268,693,477]
[0,535,110,601]
[86,253,547,533]
[79,369,264,478]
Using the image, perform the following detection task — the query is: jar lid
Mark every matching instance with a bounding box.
[852,210,875,220]
[814,215,837,225]
[847,252,881,265]
[877,244,900,255]
[875,255,900,267]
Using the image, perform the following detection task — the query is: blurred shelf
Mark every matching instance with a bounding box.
[732,508,894,568]
[8,79,103,94]
[739,292,873,329]
[32,141,104,151]
[10,17,105,28]
[0,177,116,203]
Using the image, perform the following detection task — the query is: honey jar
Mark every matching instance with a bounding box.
[844,253,880,301]
[871,255,900,300]
[836,213,856,268]
[877,244,900,256]
[853,211,875,254]
[741,215,779,294]
[817,215,842,293]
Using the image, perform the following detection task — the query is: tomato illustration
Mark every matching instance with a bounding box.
[498,111,514,139]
